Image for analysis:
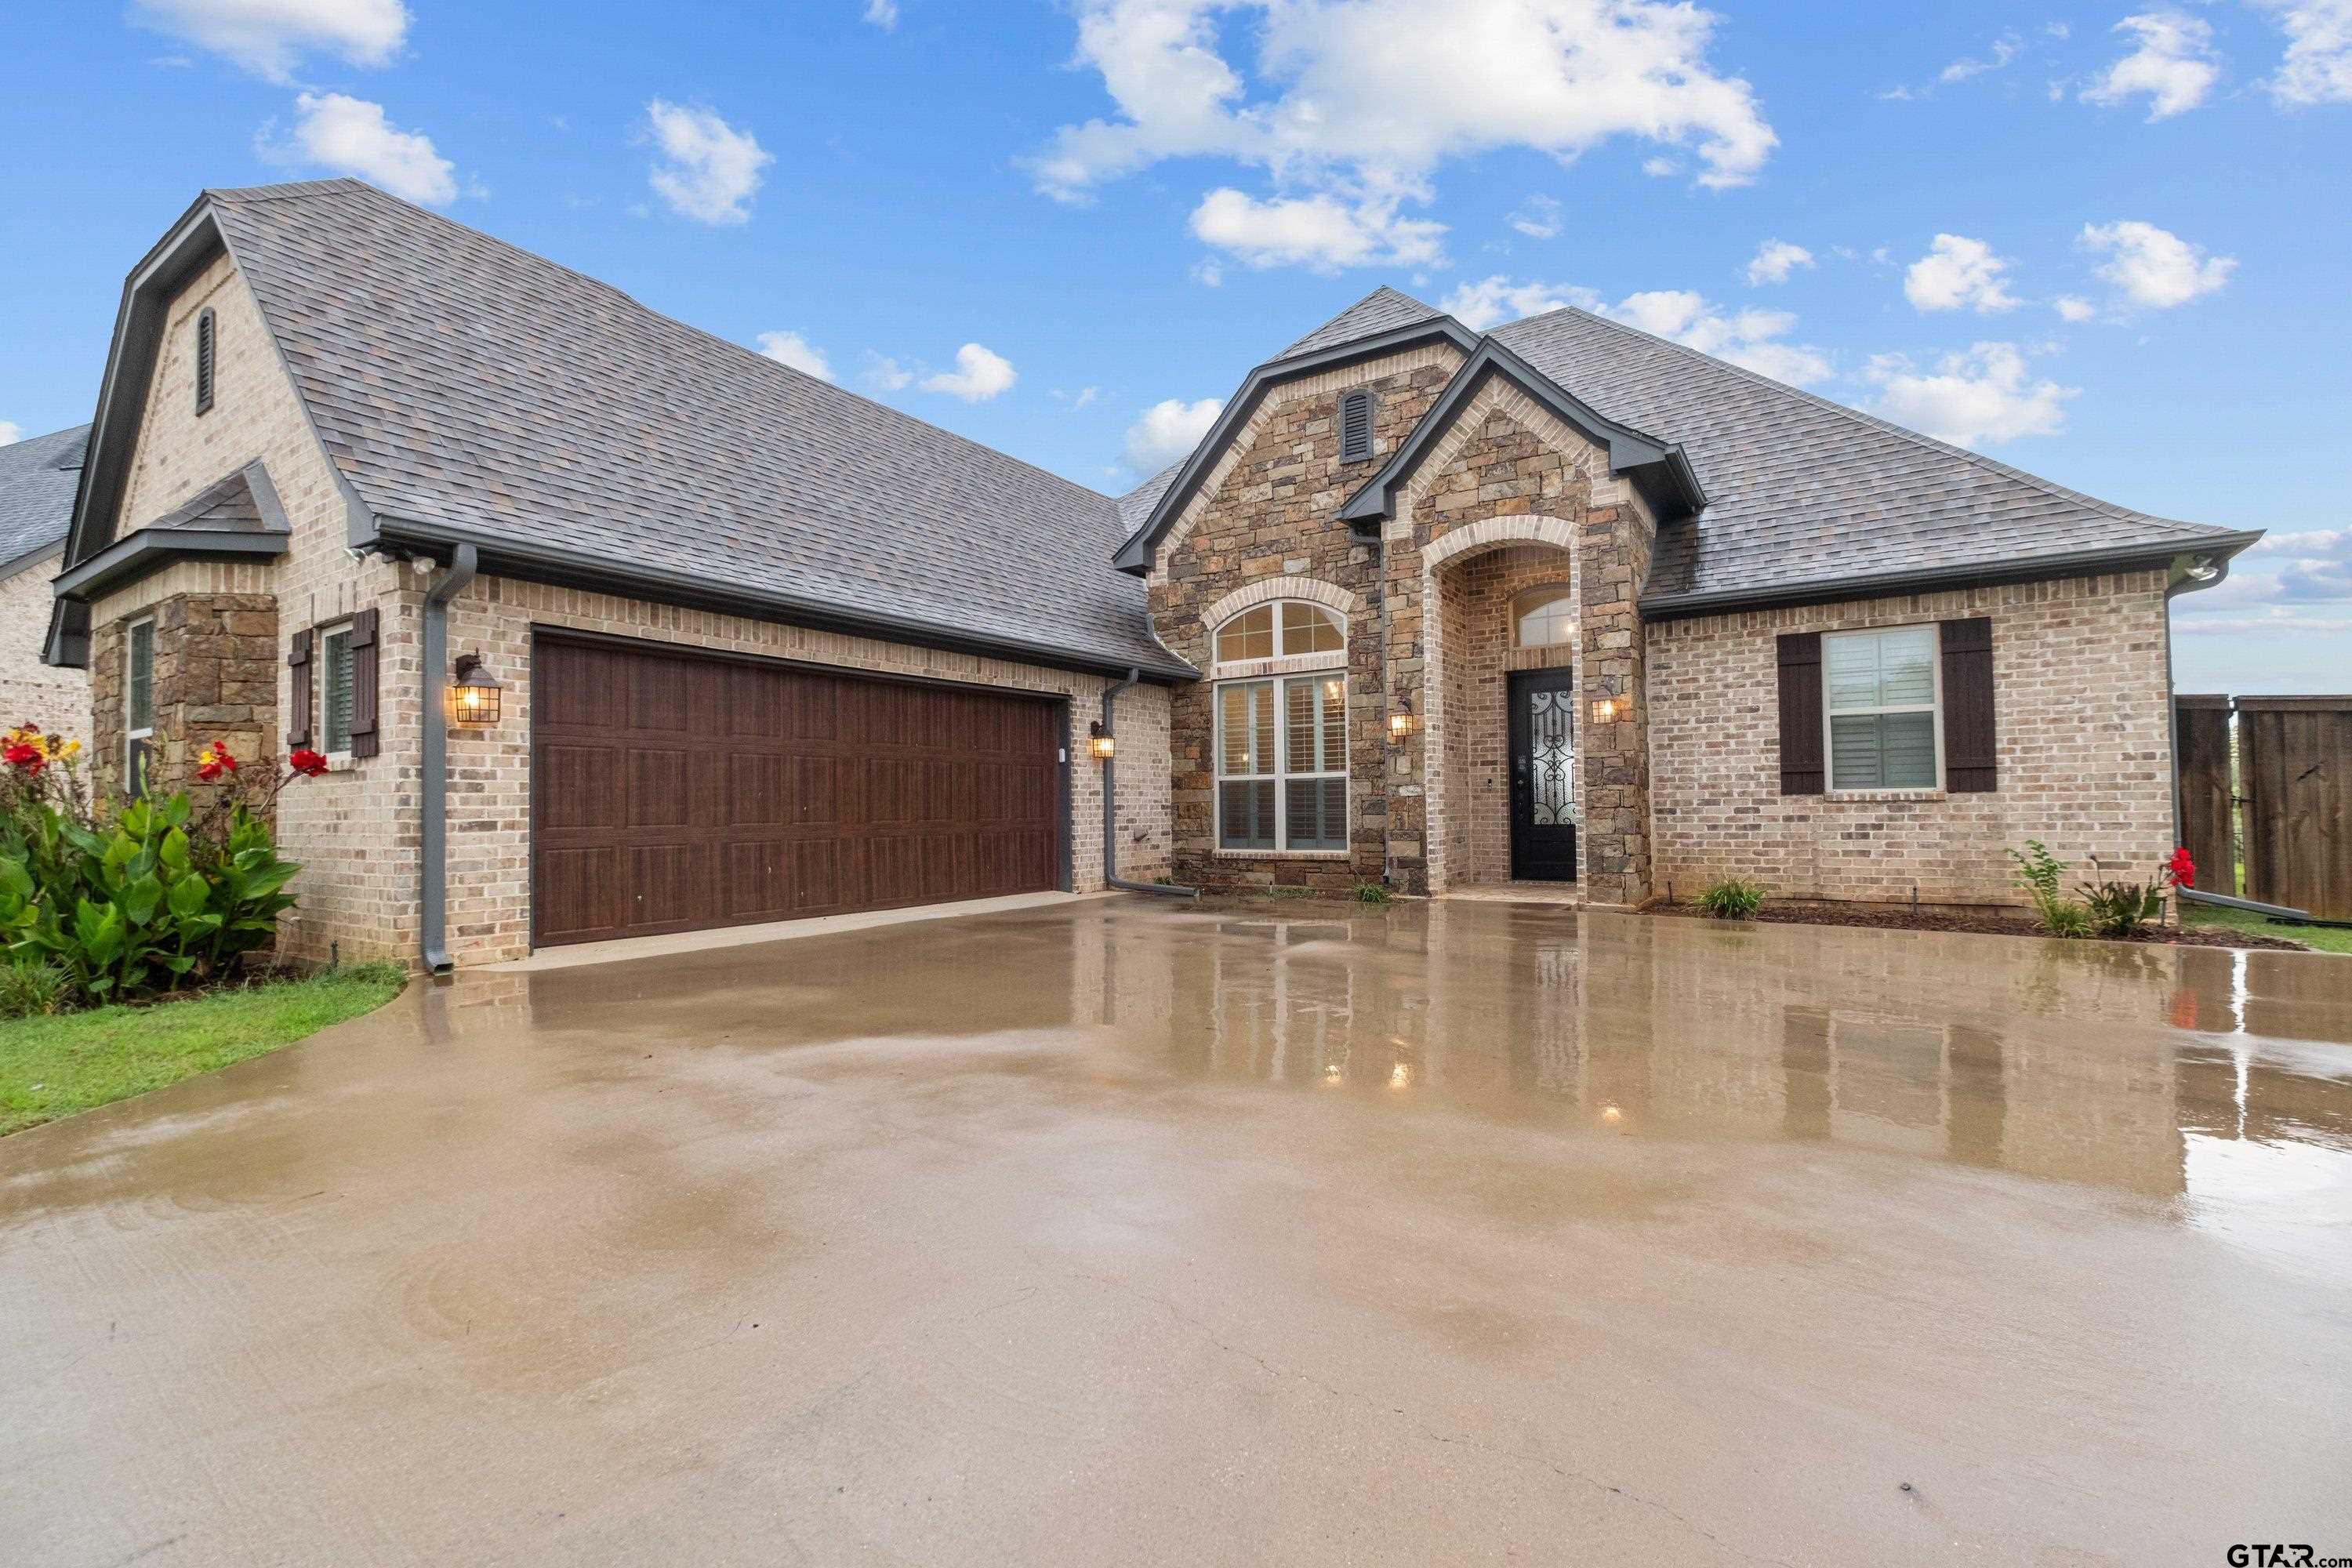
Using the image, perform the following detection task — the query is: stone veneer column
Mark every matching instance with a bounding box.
[1575,495,1654,906]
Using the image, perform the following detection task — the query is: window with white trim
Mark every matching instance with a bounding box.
[1211,599,1348,851]
[318,620,358,757]
[125,617,155,793]
[1513,586,1574,648]
[1824,625,1940,791]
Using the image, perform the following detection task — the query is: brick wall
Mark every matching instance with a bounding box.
[1438,546,1577,885]
[1646,572,2179,906]
[1,550,85,737]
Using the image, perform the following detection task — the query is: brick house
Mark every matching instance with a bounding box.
[1,423,93,739]
[38,180,2256,969]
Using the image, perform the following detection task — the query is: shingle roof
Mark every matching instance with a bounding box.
[1278,286,1443,359]
[1486,307,2241,604]
[201,180,1184,675]
[0,424,90,572]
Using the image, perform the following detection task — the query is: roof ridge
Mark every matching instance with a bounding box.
[216,180,1124,515]
[1498,304,2226,538]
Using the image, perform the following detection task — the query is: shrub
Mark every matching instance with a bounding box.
[0,956,71,1019]
[1697,879,1765,920]
[2009,839,2092,938]
[2077,877,2165,937]
[1352,880,1392,906]
[1,731,327,1006]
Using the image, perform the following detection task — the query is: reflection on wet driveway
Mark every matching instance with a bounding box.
[4,897,2348,1566]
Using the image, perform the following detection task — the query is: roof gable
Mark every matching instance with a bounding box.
[1278,287,1443,358]
[0,424,89,573]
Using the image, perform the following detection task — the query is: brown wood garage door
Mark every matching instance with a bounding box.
[532,634,1065,946]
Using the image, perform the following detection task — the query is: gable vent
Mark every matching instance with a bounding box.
[194,308,216,416]
[1338,388,1375,463]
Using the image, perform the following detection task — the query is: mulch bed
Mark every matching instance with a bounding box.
[1649,901,2310,951]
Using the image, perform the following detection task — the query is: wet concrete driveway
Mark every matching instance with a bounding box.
[5,898,2350,1566]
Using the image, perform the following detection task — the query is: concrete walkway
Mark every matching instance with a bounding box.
[3,898,2347,1565]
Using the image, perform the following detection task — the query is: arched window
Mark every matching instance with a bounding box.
[1210,601,1348,852]
[1214,600,1342,665]
[1514,586,1574,649]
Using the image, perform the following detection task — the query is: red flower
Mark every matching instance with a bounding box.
[3,740,46,775]
[194,742,238,783]
[288,748,329,777]
[2166,847,2196,888]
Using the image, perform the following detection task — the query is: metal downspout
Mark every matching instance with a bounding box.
[2163,550,2234,855]
[1101,666,1196,898]
[419,543,478,974]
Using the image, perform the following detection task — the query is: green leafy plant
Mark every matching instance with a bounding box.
[0,956,71,1019]
[1697,879,1765,920]
[2,732,321,1007]
[1352,880,1392,906]
[2009,839,2092,938]
[2077,877,2166,937]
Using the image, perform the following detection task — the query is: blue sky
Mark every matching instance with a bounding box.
[2,1,2347,691]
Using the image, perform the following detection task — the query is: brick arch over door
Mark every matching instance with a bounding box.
[1417,515,1581,893]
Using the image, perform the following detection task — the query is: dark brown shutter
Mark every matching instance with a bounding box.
[349,608,381,759]
[195,309,216,414]
[1776,630,1824,796]
[286,627,313,749]
[1338,390,1375,463]
[1940,615,1997,793]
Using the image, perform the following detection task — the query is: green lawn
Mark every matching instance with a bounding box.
[2184,906,2352,956]
[0,964,405,1137]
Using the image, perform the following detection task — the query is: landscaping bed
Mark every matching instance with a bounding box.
[0,963,405,1136]
[1650,899,2313,951]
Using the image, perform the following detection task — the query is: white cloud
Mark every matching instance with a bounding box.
[1744,238,1814,285]
[1029,0,1775,270]
[2174,610,2352,633]
[1903,234,2021,314]
[1440,276,1600,330]
[265,93,456,205]
[1941,31,2024,82]
[1060,386,1100,410]
[132,0,407,82]
[920,343,1018,401]
[1443,275,1831,385]
[755,331,833,381]
[643,100,772,226]
[2082,13,2219,120]
[2053,294,2098,322]
[1189,188,1446,270]
[1508,194,1563,239]
[0,422,20,446]
[2258,527,2352,602]
[1123,397,1223,473]
[1639,155,1680,177]
[863,0,899,28]
[2257,0,2352,103]
[1864,342,2076,448]
[1608,290,1832,385]
[2080,220,2236,307]
[863,354,915,392]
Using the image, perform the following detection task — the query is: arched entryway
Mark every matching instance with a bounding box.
[1419,517,1581,895]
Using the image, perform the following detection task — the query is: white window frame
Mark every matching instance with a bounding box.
[1821,623,1944,794]
[1214,671,1349,854]
[124,616,155,782]
[1209,600,1352,855]
[317,618,358,761]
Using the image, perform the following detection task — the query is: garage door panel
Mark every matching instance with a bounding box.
[533,637,1062,946]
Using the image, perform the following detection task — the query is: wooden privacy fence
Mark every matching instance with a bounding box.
[2175,694,2352,920]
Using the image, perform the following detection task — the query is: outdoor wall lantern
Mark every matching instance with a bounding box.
[1387,697,1419,742]
[448,652,504,728]
[1591,696,1623,724]
[1087,720,1116,760]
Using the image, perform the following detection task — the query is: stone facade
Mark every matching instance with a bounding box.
[2,550,85,737]
[1150,355,1661,905]
[86,588,279,811]
[1646,572,2180,906]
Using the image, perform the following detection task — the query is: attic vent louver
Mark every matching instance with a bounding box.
[1338,389,1374,463]
[194,308,217,416]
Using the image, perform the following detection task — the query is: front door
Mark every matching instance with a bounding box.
[1508,670,1577,881]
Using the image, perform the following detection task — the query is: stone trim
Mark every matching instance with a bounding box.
[1421,514,1579,571]
[1201,574,1362,628]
